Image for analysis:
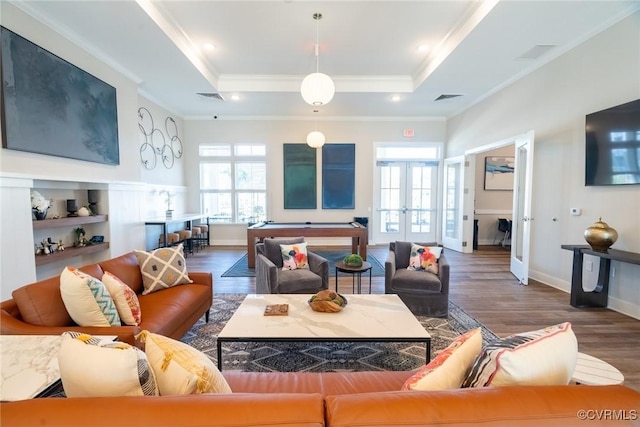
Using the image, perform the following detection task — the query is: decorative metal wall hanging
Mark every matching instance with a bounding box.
[137,107,183,169]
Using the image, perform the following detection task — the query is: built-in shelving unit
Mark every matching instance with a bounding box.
[33,215,109,265]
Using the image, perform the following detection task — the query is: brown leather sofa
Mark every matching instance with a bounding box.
[2,371,639,426]
[0,252,212,345]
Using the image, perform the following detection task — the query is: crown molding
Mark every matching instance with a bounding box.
[184,115,446,122]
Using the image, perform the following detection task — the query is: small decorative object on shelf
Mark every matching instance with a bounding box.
[66,199,78,217]
[77,206,92,217]
[343,253,363,267]
[584,217,618,252]
[31,191,50,220]
[88,190,99,214]
[74,227,91,247]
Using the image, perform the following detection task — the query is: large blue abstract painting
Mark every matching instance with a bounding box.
[322,144,355,209]
[484,156,514,190]
[1,26,119,165]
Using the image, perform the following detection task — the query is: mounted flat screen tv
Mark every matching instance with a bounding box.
[585,99,640,186]
[1,26,119,165]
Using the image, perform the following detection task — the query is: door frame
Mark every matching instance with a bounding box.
[459,131,534,280]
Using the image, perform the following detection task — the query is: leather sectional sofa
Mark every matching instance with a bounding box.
[2,371,639,426]
[0,251,212,345]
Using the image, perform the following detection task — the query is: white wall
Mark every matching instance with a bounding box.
[0,4,186,299]
[184,118,447,245]
[447,12,640,319]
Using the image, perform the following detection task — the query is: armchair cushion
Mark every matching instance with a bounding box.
[391,269,442,293]
[277,269,323,293]
[280,242,310,270]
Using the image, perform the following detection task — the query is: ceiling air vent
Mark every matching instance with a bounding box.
[197,92,225,101]
[434,94,463,101]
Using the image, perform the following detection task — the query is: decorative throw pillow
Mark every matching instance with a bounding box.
[102,271,142,326]
[280,242,310,271]
[137,330,232,395]
[407,244,442,274]
[133,244,192,295]
[462,322,578,388]
[402,328,482,391]
[59,266,121,326]
[58,332,158,397]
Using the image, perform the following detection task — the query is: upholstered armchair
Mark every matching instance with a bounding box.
[385,241,449,317]
[255,237,329,294]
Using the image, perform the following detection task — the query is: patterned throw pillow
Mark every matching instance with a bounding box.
[59,266,121,326]
[402,328,482,390]
[407,244,442,274]
[58,332,158,397]
[462,322,578,388]
[133,244,192,295]
[102,271,142,326]
[137,330,232,395]
[280,242,310,271]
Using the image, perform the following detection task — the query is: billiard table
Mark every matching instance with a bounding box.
[247,221,368,268]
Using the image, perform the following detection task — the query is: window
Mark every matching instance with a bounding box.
[199,143,266,224]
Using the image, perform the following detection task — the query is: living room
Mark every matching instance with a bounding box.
[1,1,639,421]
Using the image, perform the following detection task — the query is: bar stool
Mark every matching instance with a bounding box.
[198,224,209,247]
[191,226,202,252]
[178,230,193,256]
[159,232,180,248]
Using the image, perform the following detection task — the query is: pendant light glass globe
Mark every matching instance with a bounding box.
[306,130,326,148]
[301,72,335,106]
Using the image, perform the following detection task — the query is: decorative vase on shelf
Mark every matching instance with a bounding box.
[32,208,47,221]
[584,217,618,252]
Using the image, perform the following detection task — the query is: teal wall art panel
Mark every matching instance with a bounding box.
[322,143,355,209]
[283,143,317,209]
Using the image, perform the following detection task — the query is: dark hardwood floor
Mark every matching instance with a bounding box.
[186,244,640,391]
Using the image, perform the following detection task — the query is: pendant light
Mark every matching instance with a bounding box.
[300,13,335,106]
[306,109,325,148]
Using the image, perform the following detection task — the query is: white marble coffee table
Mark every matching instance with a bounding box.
[0,334,116,401]
[216,294,431,370]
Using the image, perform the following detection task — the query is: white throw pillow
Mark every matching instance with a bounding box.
[133,244,192,295]
[462,322,578,387]
[137,330,232,395]
[59,266,121,326]
[58,332,158,397]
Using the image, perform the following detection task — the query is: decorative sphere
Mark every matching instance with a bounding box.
[306,131,326,148]
[301,72,335,106]
[584,217,618,252]
[77,206,91,217]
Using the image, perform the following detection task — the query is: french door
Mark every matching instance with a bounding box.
[374,161,438,244]
[510,131,535,284]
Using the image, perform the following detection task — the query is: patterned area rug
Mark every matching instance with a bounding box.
[221,251,385,278]
[181,294,499,372]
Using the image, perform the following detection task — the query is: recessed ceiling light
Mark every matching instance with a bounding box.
[417,44,429,53]
[203,43,216,51]
[391,95,401,102]
[231,94,240,101]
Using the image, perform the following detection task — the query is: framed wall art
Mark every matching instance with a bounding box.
[484,156,515,190]
[322,143,355,209]
[1,26,119,165]
[283,143,317,209]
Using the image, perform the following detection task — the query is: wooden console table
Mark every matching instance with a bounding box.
[561,245,640,308]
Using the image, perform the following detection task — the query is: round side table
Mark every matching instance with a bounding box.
[335,261,372,294]
[571,352,624,385]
